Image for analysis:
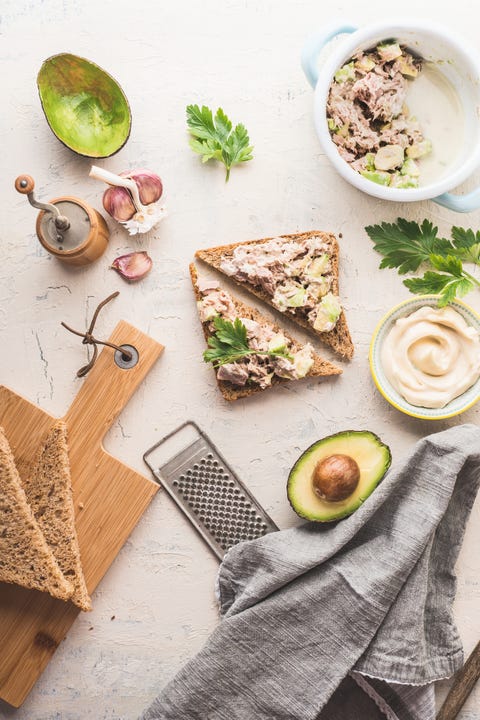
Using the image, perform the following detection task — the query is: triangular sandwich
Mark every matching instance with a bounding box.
[23,421,92,612]
[196,230,354,359]
[0,426,73,601]
[191,264,341,401]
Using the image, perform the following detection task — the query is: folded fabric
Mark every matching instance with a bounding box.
[141,424,480,720]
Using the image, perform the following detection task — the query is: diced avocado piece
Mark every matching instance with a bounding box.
[377,42,402,62]
[396,56,418,78]
[327,118,338,132]
[334,61,356,83]
[390,173,419,189]
[197,301,217,321]
[364,152,376,170]
[268,333,287,353]
[275,284,306,309]
[313,293,342,332]
[286,287,306,307]
[401,158,420,177]
[287,430,392,522]
[307,278,330,300]
[336,123,350,137]
[360,169,391,186]
[374,144,404,171]
[293,347,314,379]
[305,254,330,279]
[406,139,432,159]
[355,55,376,72]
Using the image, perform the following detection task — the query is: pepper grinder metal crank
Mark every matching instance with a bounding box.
[15,174,109,266]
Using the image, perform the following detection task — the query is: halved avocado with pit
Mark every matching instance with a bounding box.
[287,430,391,522]
[37,53,131,158]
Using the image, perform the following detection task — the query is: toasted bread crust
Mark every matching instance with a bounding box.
[195,231,354,360]
[0,427,74,602]
[24,422,92,612]
[190,264,341,401]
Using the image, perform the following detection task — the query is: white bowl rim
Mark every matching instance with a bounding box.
[314,19,480,201]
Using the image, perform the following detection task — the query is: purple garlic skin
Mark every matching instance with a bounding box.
[111,251,153,281]
[103,169,163,222]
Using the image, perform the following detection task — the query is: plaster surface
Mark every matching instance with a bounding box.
[0,1,479,718]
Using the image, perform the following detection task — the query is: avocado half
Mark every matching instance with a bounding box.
[287,430,391,522]
[37,53,131,158]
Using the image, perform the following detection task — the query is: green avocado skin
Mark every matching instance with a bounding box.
[37,53,132,158]
[287,430,391,523]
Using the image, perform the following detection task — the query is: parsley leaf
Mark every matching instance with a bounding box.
[365,217,480,305]
[404,255,476,306]
[364,219,451,274]
[450,226,480,264]
[186,105,254,181]
[203,316,292,367]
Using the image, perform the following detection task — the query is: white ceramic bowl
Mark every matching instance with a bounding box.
[302,20,480,212]
[369,296,480,420]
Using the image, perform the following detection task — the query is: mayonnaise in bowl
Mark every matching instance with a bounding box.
[369,296,480,420]
[381,305,480,408]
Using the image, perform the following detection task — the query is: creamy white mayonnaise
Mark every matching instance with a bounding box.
[381,305,480,408]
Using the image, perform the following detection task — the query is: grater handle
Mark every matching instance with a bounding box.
[143,420,202,480]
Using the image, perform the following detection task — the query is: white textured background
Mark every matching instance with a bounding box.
[0,1,479,718]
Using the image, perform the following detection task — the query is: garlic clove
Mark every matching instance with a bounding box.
[111,251,152,281]
[103,186,136,222]
[123,169,163,205]
[90,165,166,234]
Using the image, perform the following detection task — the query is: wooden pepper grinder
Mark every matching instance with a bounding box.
[15,174,109,266]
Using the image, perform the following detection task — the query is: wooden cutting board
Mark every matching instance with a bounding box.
[0,320,163,707]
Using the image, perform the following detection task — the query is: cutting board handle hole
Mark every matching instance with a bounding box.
[114,344,139,370]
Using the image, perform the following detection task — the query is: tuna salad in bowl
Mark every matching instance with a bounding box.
[302,21,480,211]
[328,42,431,189]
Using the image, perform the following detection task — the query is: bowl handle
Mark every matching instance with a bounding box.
[301,25,358,88]
[433,188,480,213]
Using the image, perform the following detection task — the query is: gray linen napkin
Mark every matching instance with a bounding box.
[141,424,480,720]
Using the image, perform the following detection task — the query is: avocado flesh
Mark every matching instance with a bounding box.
[287,431,391,522]
[37,53,131,158]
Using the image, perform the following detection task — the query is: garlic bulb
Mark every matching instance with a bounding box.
[89,166,167,235]
[112,251,153,281]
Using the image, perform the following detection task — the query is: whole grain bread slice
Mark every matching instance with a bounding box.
[0,427,73,602]
[191,263,341,401]
[23,421,92,612]
[195,230,354,359]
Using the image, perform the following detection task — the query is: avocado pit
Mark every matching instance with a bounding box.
[312,454,360,502]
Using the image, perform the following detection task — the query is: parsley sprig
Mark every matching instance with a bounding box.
[365,219,480,306]
[186,104,253,181]
[203,317,292,368]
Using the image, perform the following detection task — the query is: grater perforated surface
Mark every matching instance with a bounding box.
[143,422,278,560]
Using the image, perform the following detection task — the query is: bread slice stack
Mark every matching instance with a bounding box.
[0,422,91,611]
[0,427,73,602]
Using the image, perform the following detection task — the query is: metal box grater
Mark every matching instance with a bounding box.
[143,421,278,560]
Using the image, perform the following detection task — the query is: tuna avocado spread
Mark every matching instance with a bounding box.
[197,279,314,389]
[218,235,342,333]
[327,41,431,188]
